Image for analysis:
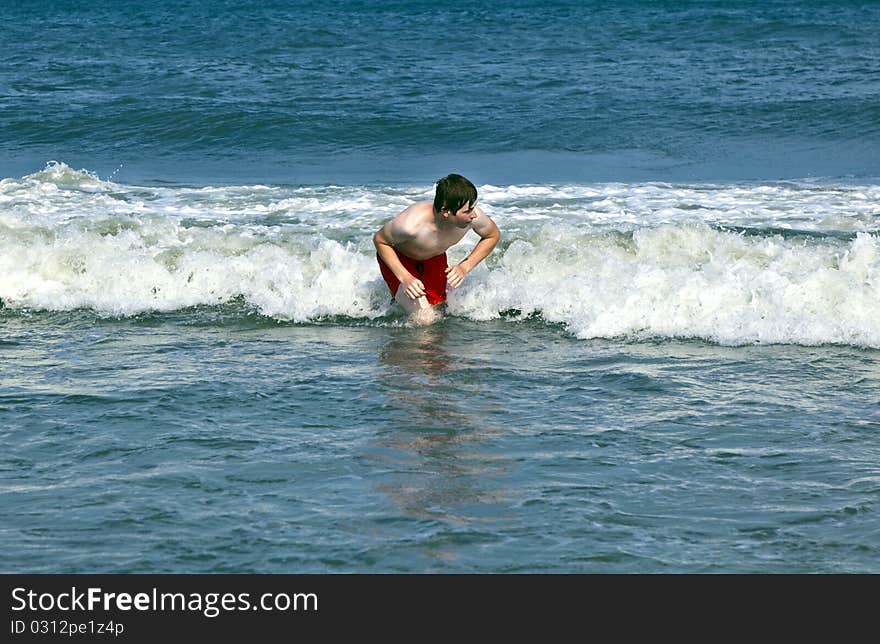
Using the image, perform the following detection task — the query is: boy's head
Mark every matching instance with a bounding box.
[433,174,477,216]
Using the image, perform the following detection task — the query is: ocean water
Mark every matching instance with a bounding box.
[2,1,879,573]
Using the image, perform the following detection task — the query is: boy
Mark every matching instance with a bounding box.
[374,174,501,317]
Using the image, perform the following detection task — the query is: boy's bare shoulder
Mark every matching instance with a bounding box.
[399,200,434,219]
[393,201,434,231]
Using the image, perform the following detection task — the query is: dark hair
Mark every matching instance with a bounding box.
[433,174,477,215]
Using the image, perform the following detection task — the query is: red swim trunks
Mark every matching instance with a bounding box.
[378,250,449,305]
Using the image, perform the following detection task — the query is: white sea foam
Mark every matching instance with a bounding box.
[447,223,880,347]
[0,214,386,320]
[2,163,879,346]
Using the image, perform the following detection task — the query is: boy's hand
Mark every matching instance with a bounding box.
[402,276,426,300]
[445,264,468,288]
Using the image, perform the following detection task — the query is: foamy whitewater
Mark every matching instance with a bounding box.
[3,163,878,347]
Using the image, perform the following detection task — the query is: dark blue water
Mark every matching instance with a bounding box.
[2,0,878,183]
[3,1,879,573]
[4,312,879,572]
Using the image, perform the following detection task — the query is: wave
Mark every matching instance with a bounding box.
[452,225,880,348]
[2,163,879,347]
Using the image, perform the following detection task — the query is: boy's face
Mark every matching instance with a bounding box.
[447,202,478,228]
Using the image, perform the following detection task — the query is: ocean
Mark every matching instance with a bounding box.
[2,0,878,573]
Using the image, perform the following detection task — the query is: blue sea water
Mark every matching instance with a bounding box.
[1,1,879,572]
[3,0,879,184]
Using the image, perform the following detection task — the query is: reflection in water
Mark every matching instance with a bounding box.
[379,324,466,431]
[373,324,509,542]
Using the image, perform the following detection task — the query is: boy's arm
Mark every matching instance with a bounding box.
[373,221,426,300]
[445,210,501,288]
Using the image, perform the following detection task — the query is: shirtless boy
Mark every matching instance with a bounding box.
[374,174,501,317]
